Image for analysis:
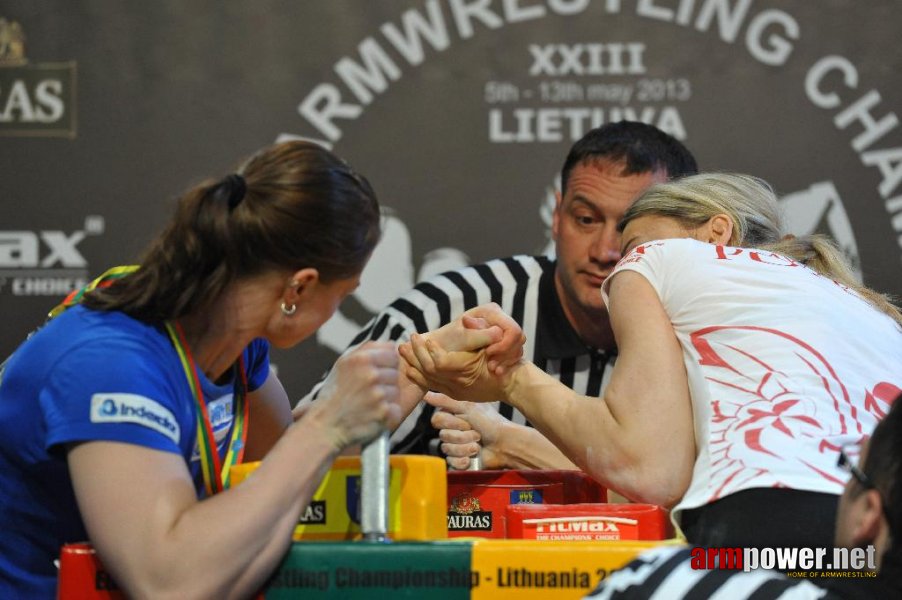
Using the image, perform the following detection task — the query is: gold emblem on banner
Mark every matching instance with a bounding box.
[0,17,27,66]
[0,16,76,138]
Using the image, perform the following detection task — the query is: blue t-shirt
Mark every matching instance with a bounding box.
[0,305,270,598]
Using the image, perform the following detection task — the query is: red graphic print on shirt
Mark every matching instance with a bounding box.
[689,325,899,501]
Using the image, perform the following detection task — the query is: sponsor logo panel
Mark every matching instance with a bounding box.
[0,17,76,137]
[447,494,493,532]
[299,500,327,525]
[0,216,106,297]
[89,393,180,444]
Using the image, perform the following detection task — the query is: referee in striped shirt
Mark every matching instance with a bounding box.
[300,121,697,468]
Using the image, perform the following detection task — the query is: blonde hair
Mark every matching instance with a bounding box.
[619,172,902,326]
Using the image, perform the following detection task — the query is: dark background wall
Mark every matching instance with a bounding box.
[1,1,900,398]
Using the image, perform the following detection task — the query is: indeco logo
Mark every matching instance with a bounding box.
[0,215,104,296]
[0,16,76,138]
[90,393,181,444]
[99,398,118,416]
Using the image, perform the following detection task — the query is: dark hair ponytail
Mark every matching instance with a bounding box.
[83,141,381,322]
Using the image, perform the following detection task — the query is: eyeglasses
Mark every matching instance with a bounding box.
[838,445,894,528]
[837,446,876,490]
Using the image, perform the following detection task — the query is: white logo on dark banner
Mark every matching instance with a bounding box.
[288,2,802,144]
[0,16,76,138]
[0,216,105,296]
[447,494,492,531]
[298,500,327,525]
[278,2,901,357]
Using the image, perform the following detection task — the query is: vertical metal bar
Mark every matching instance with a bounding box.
[360,431,389,541]
[467,450,483,471]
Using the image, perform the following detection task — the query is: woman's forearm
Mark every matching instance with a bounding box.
[492,420,579,470]
[503,362,693,506]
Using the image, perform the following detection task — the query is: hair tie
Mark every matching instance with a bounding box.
[224,173,247,210]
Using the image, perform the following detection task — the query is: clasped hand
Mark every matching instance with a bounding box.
[398,303,525,402]
[306,341,403,451]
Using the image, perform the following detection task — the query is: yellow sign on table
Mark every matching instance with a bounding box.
[230,455,447,541]
[469,539,667,599]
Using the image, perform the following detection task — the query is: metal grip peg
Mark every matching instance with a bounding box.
[360,431,390,541]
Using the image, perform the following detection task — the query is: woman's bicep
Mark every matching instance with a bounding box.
[67,441,197,593]
[605,270,688,411]
[602,270,695,504]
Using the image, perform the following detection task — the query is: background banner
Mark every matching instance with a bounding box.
[1,1,900,397]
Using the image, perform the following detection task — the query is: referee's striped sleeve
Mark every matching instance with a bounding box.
[585,547,832,600]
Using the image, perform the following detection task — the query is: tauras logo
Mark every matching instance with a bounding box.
[447,493,492,531]
[0,77,65,123]
[447,512,492,531]
[0,16,76,137]
[298,500,326,525]
[0,17,26,66]
[90,393,181,444]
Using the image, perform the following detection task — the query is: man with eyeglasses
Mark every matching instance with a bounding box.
[584,395,902,599]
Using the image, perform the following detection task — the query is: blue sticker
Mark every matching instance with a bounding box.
[345,475,361,524]
[509,489,543,504]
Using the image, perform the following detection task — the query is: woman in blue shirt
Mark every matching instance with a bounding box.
[0,141,418,598]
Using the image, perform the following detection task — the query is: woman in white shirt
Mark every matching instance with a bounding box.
[402,173,902,547]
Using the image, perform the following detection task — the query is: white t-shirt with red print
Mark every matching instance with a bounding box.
[602,238,902,520]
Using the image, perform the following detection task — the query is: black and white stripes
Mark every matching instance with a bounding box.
[584,547,832,600]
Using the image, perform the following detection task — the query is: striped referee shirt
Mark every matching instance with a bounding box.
[299,255,617,455]
[586,546,851,599]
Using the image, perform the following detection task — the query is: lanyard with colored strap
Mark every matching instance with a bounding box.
[164,320,249,495]
[50,266,249,496]
[48,265,139,319]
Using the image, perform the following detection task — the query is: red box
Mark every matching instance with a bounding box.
[446,470,607,538]
[57,543,124,600]
[506,503,673,541]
